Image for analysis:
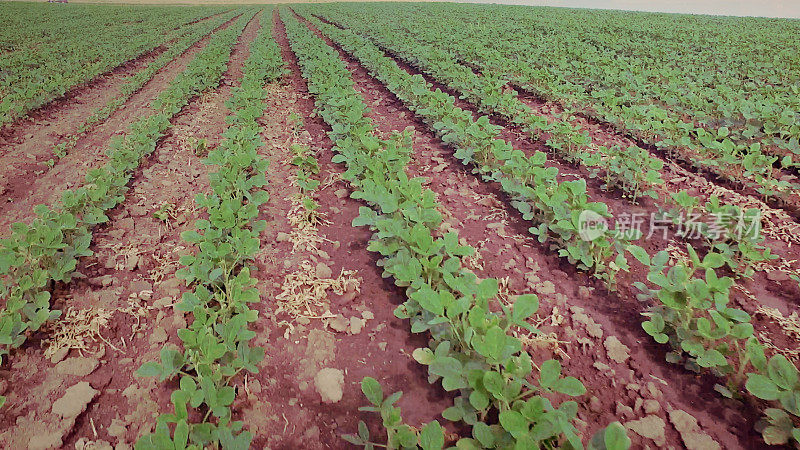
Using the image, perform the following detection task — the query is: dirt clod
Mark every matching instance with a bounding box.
[766,270,789,282]
[148,327,168,345]
[329,315,348,332]
[588,396,602,412]
[643,399,661,414]
[349,316,364,334]
[315,262,332,279]
[625,414,666,446]
[52,382,98,418]
[314,368,344,403]
[55,357,100,377]
[28,431,64,450]
[535,281,556,295]
[616,401,634,418]
[604,336,631,363]
[48,347,69,364]
[669,409,720,450]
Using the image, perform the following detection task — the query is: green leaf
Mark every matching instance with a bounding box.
[730,323,754,339]
[455,438,481,449]
[763,425,792,445]
[179,376,196,393]
[701,252,725,269]
[513,294,539,321]
[626,244,650,266]
[414,286,444,316]
[342,434,366,446]
[181,230,202,243]
[604,422,630,450]
[747,339,767,372]
[396,426,418,447]
[696,349,727,368]
[469,389,489,410]
[475,326,506,362]
[361,377,383,406]
[642,315,668,344]
[746,374,780,400]
[553,377,586,396]
[136,362,162,378]
[173,420,189,449]
[412,347,435,365]
[767,355,798,390]
[472,422,494,447]
[442,405,464,422]
[419,421,444,450]
[483,370,505,399]
[352,207,378,227]
[476,277,498,300]
[498,410,529,439]
[539,359,561,389]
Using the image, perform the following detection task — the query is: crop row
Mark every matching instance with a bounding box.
[303,12,634,288]
[314,13,664,205]
[314,4,800,214]
[0,4,231,126]
[298,11,800,446]
[486,7,800,160]
[0,10,256,411]
[310,11,779,281]
[51,9,245,161]
[134,9,286,448]
[282,9,628,449]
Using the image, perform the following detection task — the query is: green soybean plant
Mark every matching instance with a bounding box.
[344,377,446,450]
[745,351,800,446]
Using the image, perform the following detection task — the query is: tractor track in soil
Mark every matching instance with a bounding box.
[0,12,255,450]
[0,13,242,235]
[297,12,767,449]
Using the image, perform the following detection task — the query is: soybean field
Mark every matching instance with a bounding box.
[0,2,798,449]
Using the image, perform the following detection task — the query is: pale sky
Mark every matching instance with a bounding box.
[460,0,800,19]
